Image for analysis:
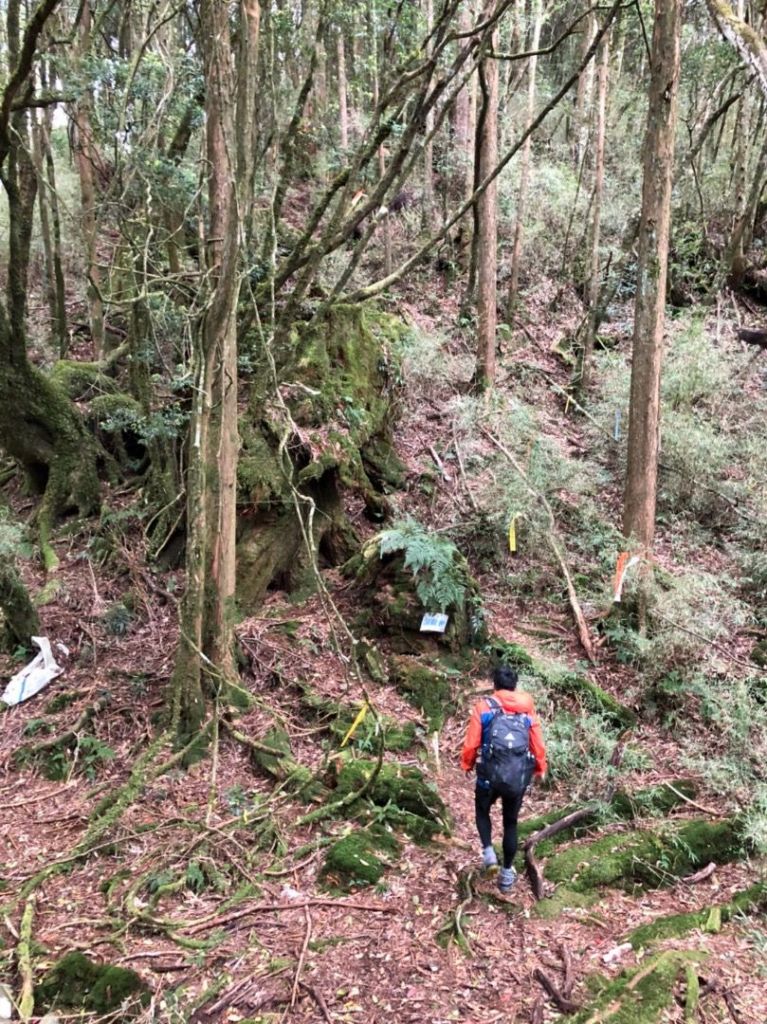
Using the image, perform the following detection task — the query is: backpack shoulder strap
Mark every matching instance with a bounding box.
[485,695,501,713]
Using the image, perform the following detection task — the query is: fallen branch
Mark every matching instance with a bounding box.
[533,967,581,1014]
[662,781,721,818]
[682,862,717,884]
[524,807,595,900]
[183,897,397,936]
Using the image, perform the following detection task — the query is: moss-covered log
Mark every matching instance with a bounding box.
[627,882,767,948]
[244,726,327,802]
[334,757,451,839]
[570,951,704,1024]
[486,638,636,726]
[544,817,746,893]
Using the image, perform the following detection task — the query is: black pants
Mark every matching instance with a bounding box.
[475,785,525,869]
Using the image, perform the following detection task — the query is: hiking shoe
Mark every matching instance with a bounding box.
[482,846,499,875]
[498,867,517,893]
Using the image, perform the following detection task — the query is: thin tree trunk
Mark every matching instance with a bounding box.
[474,26,499,390]
[572,12,597,168]
[506,0,542,324]
[337,30,349,151]
[623,0,682,555]
[423,0,435,231]
[580,32,610,393]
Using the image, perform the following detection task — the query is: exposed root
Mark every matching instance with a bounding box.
[17,895,35,1021]
[436,868,476,955]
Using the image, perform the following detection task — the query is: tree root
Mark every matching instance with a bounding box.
[533,966,581,1014]
[436,869,476,955]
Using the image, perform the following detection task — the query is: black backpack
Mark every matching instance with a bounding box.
[483,696,535,798]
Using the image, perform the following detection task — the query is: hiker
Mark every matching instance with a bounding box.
[460,665,547,892]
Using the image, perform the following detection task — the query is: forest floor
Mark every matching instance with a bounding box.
[2,273,767,1024]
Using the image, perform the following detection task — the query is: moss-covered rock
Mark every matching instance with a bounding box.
[321,825,401,889]
[627,882,767,949]
[35,952,149,1018]
[570,951,704,1024]
[51,360,120,400]
[389,656,455,730]
[334,758,451,838]
[544,818,746,893]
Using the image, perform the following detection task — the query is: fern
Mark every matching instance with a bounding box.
[378,520,466,612]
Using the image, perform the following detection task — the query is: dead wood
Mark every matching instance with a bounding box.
[559,942,575,998]
[533,967,581,1013]
[299,980,334,1022]
[682,861,717,884]
[524,807,594,899]
[737,326,767,348]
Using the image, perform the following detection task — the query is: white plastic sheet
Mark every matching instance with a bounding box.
[1,636,66,706]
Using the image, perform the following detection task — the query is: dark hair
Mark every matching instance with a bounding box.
[493,665,518,690]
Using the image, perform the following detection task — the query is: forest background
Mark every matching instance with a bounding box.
[2,0,767,1021]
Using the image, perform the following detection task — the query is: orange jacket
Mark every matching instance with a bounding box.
[460,688,547,777]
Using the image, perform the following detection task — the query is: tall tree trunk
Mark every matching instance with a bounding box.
[422,0,435,230]
[474,27,499,390]
[506,0,542,324]
[580,32,610,394]
[71,1,105,358]
[0,0,100,571]
[623,0,681,555]
[572,12,597,168]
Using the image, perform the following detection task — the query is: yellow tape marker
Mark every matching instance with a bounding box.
[340,702,369,748]
[508,518,517,553]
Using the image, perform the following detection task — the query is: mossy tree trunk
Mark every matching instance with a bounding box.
[0,561,39,650]
[0,0,100,572]
[169,0,258,738]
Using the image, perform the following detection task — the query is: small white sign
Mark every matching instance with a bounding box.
[420,613,449,633]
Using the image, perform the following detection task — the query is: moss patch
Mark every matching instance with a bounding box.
[321,826,401,889]
[570,952,704,1024]
[35,952,149,1018]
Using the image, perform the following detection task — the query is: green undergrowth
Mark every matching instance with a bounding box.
[572,951,705,1024]
[544,817,746,894]
[320,825,400,890]
[35,951,150,1018]
[627,882,767,949]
